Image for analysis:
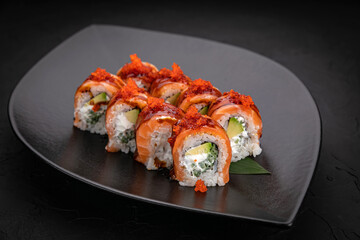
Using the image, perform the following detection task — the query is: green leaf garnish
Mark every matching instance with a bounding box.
[229,157,270,175]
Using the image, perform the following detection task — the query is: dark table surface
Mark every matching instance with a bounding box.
[1,3,359,240]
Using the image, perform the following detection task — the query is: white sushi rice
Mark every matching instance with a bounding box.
[183,152,213,176]
[218,114,262,162]
[133,79,148,91]
[193,102,208,111]
[106,104,137,153]
[176,133,230,187]
[74,91,109,135]
[144,123,173,170]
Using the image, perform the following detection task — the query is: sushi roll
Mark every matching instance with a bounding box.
[105,79,149,153]
[208,90,262,162]
[177,78,222,115]
[149,63,192,105]
[117,54,158,91]
[74,68,125,135]
[168,106,232,187]
[135,97,184,170]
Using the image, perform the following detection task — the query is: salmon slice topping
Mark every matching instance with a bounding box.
[168,106,216,147]
[208,89,260,119]
[136,97,184,128]
[181,78,221,99]
[86,68,121,84]
[119,54,157,83]
[221,89,254,107]
[112,79,146,102]
[155,63,192,84]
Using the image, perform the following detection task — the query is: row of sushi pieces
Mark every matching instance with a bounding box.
[73,54,263,189]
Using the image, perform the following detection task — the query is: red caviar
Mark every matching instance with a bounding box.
[86,68,119,83]
[168,106,215,147]
[149,63,192,97]
[113,79,146,101]
[92,104,101,112]
[194,179,207,192]
[137,97,184,126]
[222,89,254,107]
[119,54,157,83]
[147,96,165,110]
[156,63,192,83]
[181,78,220,99]
[207,89,259,117]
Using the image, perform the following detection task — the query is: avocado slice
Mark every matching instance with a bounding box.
[198,106,209,115]
[226,117,244,138]
[87,92,108,105]
[166,92,180,105]
[185,142,212,156]
[186,143,218,177]
[125,109,140,124]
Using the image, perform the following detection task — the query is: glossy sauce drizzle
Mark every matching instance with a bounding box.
[208,89,261,118]
[136,97,184,129]
[150,63,192,92]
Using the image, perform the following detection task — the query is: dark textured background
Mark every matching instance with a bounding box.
[1,2,359,239]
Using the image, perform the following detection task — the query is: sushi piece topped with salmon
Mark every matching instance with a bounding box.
[72,54,266,190]
[105,79,149,153]
[176,78,222,115]
[117,54,158,91]
[74,68,125,135]
[208,90,262,161]
[169,106,232,187]
[135,97,184,170]
[150,63,192,105]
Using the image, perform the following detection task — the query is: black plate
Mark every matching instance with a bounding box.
[8,25,321,226]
